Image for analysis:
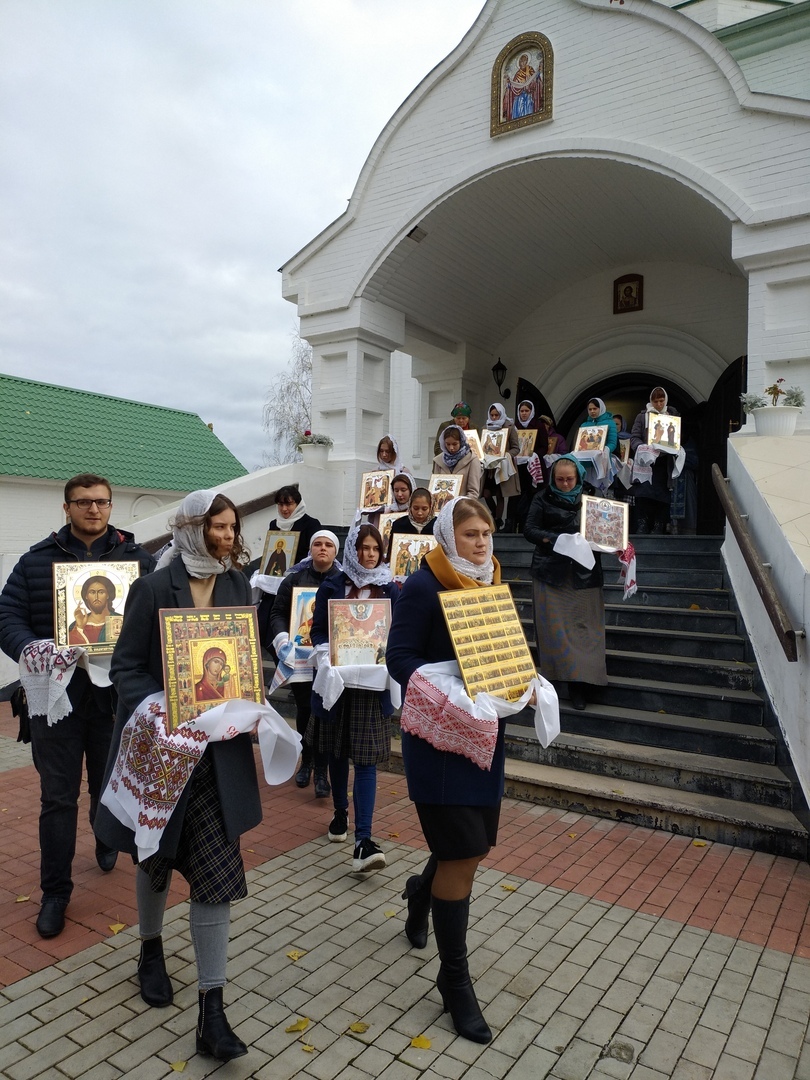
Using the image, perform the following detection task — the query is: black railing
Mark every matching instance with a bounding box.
[712,463,801,663]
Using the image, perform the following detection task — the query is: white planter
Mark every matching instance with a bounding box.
[751,406,801,437]
[298,442,330,468]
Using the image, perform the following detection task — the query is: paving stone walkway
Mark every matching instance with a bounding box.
[2,703,810,1079]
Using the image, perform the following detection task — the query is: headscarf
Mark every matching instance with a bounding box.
[432,497,494,584]
[377,433,405,473]
[451,401,472,419]
[439,425,471,469]
[540,415,568,454]
[407,488,433,532]
[341,515,392,588]
[391,473,415,509]
[646,386,670,414]
[155,490,229,578]
[516,399,536,429]
[275,496,308,532]
[586,397,612,425]
[287,530,342,576]
[486,402,514,430]
[549,455,586,504]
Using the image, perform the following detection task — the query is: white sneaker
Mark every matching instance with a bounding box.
[352,838,386,872]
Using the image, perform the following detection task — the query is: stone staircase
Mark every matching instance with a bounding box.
[485,533,809,858]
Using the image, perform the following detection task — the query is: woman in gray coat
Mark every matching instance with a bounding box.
[95,490,259,1062]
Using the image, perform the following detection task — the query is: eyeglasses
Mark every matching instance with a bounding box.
[68,499,112,509]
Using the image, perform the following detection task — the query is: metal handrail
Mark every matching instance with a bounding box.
[711,463,801,663]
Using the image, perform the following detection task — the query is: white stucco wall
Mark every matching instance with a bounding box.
[723,435,810,802]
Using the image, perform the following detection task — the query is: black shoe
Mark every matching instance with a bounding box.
[352,838,386,872]
[313,768,331,799]
[402,857,436,949]
[138,937,174,1007]
[327,809,348,842]
[196,987,247,1061]
[95,840,118,873]
[568,683,587,711]
[295,762,313,788]
[36,899,67,939]
[432,895,492,1044]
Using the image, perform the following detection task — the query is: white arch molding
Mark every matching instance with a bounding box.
[539,326,729,417]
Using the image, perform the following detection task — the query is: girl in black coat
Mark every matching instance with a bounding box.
[96,491,257,1062]
[629,386,680,534]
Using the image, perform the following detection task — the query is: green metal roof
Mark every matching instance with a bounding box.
[0,373,247,491]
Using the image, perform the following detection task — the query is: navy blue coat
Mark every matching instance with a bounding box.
[386,564,507,807]
[0,524,155,711]
[94,557,261,859]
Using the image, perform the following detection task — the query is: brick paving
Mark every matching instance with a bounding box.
[2,701,810,1078]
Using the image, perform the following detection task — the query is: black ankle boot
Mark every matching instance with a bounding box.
[431,895,492,1044]
[196,987,247,1061]
[137,936,173,1007]
[401,855,437,949]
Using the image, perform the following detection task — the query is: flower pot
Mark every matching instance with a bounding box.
[299,443,330,468]
[751,406,801,437]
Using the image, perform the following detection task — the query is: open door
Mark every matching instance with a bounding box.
[699,356,745,534]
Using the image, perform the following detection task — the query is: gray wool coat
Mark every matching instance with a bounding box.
[94,557,262,860]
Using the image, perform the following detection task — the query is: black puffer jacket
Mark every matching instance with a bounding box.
[0,524,156,662]
[523,483,603,589]
[265,561,342,647]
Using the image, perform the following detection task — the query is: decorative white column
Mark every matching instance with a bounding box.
[733,216,810,431]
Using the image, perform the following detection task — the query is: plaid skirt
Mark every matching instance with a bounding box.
[140,752,247,903]
[307,688,390,767]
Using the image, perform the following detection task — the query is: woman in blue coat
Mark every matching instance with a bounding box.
[310,521,398,873]
[387,497,502,1044]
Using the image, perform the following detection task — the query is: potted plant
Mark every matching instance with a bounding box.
[740,379,805,437]
[296,430,333,468]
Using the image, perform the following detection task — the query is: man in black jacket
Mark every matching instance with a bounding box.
[0,473,155,938]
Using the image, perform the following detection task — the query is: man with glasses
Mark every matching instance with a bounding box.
[0,474,155,938]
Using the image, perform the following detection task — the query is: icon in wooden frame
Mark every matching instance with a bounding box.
[328,598,391,667]
[360,469,394,511]
[580,495,629,553]
[260,530,300,577]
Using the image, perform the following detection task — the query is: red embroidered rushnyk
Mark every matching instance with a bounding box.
[400,669,499,771]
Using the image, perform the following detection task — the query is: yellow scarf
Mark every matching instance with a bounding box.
[425,545,501,590]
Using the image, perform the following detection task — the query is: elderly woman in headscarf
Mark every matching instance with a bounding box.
[629,386,680,534]
[432,424,483,498]
[386,497,502,1045]
[524,456,607,712]
[94,490,257,1062]
[434,400,473,455]
[310,520,399,873]
[481,402,520,531]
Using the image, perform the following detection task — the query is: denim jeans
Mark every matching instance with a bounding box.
[329,757,377,842]
[29,674,115,902]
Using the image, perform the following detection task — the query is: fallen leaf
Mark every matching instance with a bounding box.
[658,709,667,714]
[389,789,399,794]
[567,833,577,839]
[109,922,126,935]
[170,1063,186,1073]
[245,848,255,853]
[285,1017,310,1033]
[387,833,399,838]
[1,808,7,812]
[301,1043,315,1053]
[287,949,307,962]
[411,1034,431,1049]
[384,910,397,918]
[611,789,624,794]
[692,839,707,847]
[349,1022,369,1033]
[15,895,30,903]
[689,604,701,610]
[501,884,517,892]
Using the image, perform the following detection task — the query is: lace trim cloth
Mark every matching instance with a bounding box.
[400,661,560,771]
[19,640,112,725]
[100,692,301,861]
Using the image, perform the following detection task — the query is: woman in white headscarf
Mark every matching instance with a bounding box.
[95,490,256,1062]
[386,497,502,1045]
[310,519,399,874]
[629,386,680,533]
[481,402,520,530]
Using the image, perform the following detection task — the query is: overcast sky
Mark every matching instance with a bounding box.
[0,1,483,471]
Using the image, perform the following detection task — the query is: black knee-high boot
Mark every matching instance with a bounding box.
[431,895,492,1044]
[401,854,437,949]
